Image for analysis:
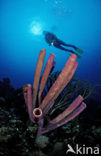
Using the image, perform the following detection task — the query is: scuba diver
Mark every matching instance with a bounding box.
[43,31,83,58]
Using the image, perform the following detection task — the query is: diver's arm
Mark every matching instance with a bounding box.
[49,42,54,46]
[45,32,57,46]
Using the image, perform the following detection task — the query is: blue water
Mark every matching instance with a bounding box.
[0,0,101,99]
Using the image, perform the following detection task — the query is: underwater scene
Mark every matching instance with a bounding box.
[0,0,101,155]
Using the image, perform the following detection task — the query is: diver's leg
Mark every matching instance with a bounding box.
[59,40,83,54]
[54,44,75,53]
[59,40,77,49]
[54,45,81,58]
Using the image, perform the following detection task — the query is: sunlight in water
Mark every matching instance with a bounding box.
[30,21,42,35]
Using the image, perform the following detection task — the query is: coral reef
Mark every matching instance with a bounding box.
[35,135,49,149]
[0,76,101,155]
[23,49,86,137]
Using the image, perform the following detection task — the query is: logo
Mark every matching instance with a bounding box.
[66,144,100,155]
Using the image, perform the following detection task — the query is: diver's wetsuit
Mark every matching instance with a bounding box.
[43,31,83,56]
[53,39,77,54]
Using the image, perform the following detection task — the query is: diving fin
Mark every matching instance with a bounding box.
[75,53,81,59]
[76,48,83,54]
